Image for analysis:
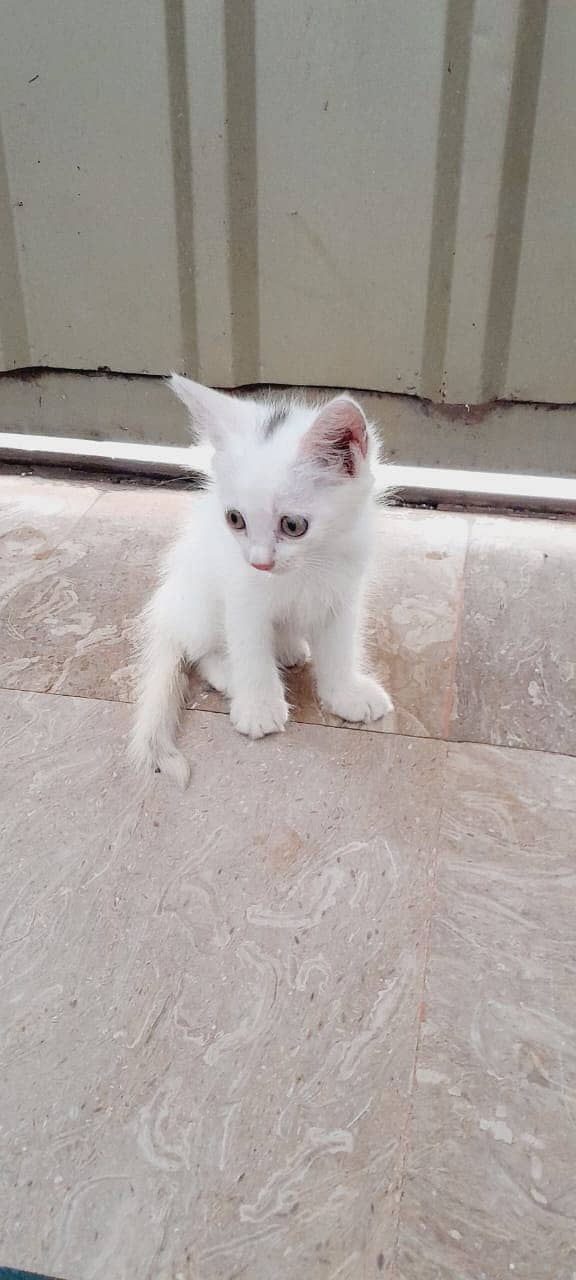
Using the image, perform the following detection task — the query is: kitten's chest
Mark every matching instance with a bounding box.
[271,558,358,628]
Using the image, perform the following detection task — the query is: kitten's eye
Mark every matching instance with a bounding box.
[280,515,309,538]
[225,508,246,531]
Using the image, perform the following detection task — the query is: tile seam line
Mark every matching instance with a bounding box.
[389,738,451,1275]
[0,683,573,763]
[440,512,474,738]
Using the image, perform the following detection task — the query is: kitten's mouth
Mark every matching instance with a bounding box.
[250,560,290,577]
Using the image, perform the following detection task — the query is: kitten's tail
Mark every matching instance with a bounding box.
[129,599,191,789]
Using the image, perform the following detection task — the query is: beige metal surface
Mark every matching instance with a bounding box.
[0,0,181,374]
[505,2,576,402]
[0,1,574,407]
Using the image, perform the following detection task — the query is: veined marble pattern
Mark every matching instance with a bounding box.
[451,515,576,756]
[0,691,444,1279]
[1,471,575,1279]
[397,743,576,1280]
[0,477,189,702]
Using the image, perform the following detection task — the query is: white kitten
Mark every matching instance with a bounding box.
[131,377,393,786]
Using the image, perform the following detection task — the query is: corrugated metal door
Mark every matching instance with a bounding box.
[0,1,573,404]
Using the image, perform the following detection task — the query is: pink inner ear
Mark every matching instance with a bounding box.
[344,415,368,458]
[302,398,368,475]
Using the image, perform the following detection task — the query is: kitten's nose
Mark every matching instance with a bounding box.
[250,544,275,571]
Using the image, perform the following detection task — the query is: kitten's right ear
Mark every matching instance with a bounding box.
[168,374,246,447]
[300,395,370,477]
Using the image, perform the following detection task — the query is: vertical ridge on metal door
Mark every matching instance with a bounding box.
[224,0,260,383]
[164,0,199,372]
[481,0,548,400]
[0,115,30,367]
[420,0,476,401]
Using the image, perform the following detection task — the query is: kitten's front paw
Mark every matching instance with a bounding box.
[323,676,393,724]
[230,691,289,739]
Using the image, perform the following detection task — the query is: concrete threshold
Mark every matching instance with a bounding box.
[0,431,574,517]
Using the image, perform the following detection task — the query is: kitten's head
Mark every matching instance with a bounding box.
[170,375,378,574]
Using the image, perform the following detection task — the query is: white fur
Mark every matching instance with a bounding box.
[130,377,393,786]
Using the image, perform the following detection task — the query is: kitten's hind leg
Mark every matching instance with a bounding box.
[276,624,311,669]
[130,599,191,788]
[197,650,231,697]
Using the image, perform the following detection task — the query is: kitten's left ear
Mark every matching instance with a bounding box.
[300,396,369,476]
[168,374,250,447]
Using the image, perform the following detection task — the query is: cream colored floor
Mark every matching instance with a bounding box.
[0,469,575,1280]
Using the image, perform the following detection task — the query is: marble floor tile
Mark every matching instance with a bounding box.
[0,543,150,700]
[0,476,144,699]
[362,509,468,740]
[0,689,445,1280]
[0,483,191,702]
[451,514,576,756]
[397,741,576,1280]
[0,473,101,569]
[64,483,192,571]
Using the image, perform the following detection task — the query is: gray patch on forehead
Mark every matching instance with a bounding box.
[262,407,289,439]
